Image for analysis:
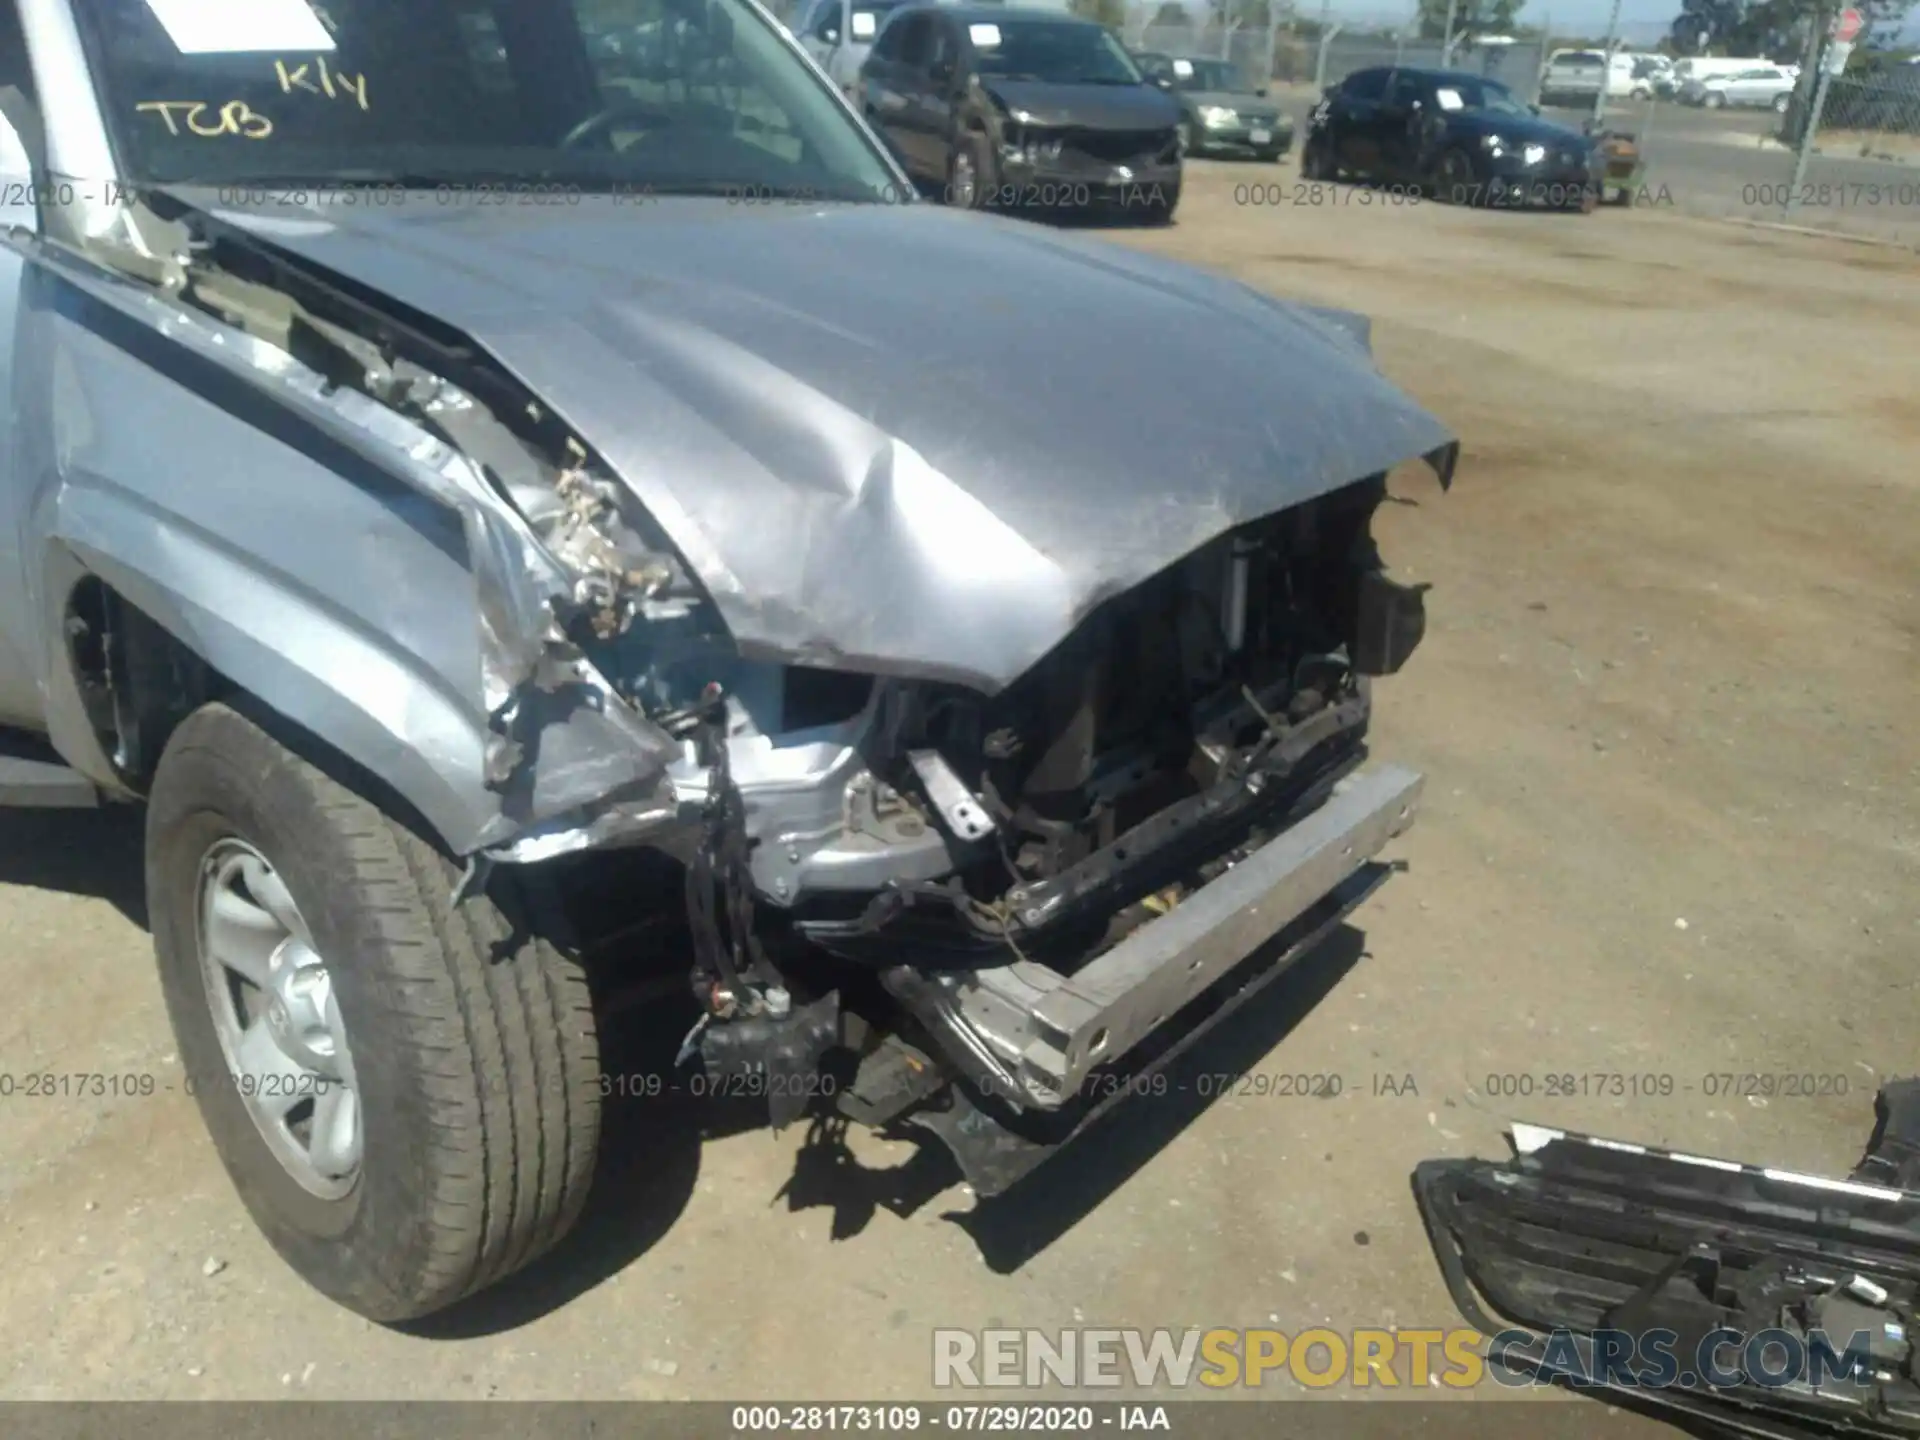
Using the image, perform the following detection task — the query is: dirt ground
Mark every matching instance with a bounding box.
[1,168,1916,1414]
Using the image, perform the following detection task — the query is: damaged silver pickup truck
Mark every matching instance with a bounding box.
[0,0,1454,1319]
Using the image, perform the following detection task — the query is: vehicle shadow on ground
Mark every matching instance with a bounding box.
[0,803,149,929]
[769,922,1370,1272]
[417,916,1369,1335]
[949,924,1368,1273]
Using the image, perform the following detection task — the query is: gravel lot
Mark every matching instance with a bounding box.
[1,167,1915,1419]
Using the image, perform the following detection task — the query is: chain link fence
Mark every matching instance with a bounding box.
[1303,35,1548,96]
[1119,13,1547,99]
[1122,15,1296,91]
[1819,62,1920,159]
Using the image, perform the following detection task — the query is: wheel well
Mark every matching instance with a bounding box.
[65,576,222,790]
[63,575,453,851]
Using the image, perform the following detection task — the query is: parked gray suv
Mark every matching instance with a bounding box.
[0,0,1452,1320]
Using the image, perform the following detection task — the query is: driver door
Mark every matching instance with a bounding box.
[1380,72,1441,181]
[1366,70,1426,180]
[883,14,939,176]
[913,17,964,177]
[1330,69,1391,174]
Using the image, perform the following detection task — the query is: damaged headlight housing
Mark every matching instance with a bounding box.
[1003,131,1064,164]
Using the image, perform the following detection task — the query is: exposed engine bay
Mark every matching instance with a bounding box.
[55,186,1446,1178]
[632,479,1430,1141]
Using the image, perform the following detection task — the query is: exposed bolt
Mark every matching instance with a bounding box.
[1023,909,1042,925]
[786,846,801,863]
[774,878,789,897]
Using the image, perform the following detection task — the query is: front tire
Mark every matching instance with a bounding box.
[1704,91,1726,109]
[1772,92,1791,114]
[1436,146,1479,205]
[1299,137,1334,181]
[948,132,996,210]
[1141,182,1180,226]
[148,702,601,1322]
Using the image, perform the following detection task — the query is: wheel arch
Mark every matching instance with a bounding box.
[44,542,491,859]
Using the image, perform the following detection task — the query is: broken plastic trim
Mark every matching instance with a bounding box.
[1414,1081,1920,1438]
[59,193,692,855]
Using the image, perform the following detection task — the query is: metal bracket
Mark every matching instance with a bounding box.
[907,748,995,841]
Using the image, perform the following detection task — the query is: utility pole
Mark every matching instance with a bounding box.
[1441,0,1458,64]
[1530,11,1551,105]
[1786,63,1836,215]
[1786,9,1858,218]
[1590,0,1621,129]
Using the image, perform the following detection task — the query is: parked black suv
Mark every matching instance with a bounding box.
[858,4,1183,219]
[1302,66,1603,211]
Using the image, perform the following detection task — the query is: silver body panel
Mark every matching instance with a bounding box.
[175,189,1455,696]
[0,0,1454,869]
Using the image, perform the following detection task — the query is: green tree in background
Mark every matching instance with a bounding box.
[1070,0,1131,26]
[1212,0,1280,28]
[1672,0,1914,58]
[1415,0,1522,41]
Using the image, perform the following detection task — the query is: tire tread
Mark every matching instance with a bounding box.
[147,703,600,1319]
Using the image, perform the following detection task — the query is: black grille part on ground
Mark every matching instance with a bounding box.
[1413,1081,1920,1438]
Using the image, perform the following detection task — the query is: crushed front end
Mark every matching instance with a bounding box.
[606,472,1437,1185]
[77,189,1451,1190]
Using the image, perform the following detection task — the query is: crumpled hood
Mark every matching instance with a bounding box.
[1446,109,1594,150]
[980,77,1182,130]
[174,190,1456,693]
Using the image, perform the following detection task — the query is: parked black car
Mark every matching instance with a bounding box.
[1133,52,1294,160]
[1302,67,1604,211]
[859,4,1183,219]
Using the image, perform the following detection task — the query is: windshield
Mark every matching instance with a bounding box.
[971,20,1144,86]
[71,0,901,199]
[1173,58,1241,91]
[1435,77,1529,115]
